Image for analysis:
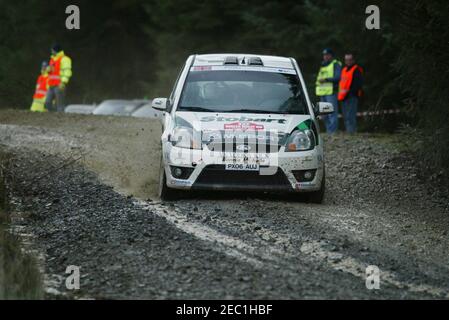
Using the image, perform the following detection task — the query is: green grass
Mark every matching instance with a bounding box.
[0,228,44,299]
[0,154,44,300]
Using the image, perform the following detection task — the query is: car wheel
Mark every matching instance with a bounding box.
[306,169,325,204]
[158,154,178,201]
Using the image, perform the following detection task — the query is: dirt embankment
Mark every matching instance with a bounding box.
[0,110,162,199]
[1,110,449,299]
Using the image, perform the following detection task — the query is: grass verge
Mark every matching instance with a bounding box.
[0,151,43,299]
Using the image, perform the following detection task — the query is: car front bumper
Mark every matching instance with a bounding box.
[163,144,324,193]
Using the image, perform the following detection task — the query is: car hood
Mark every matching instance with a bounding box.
[175,112,312,135]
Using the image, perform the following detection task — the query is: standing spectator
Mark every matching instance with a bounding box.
[315,48,341,134]
[338,53,363,133]
[30,61,49,112]
[45,44,72,112]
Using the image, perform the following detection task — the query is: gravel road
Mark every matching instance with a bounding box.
[0,110,448,299]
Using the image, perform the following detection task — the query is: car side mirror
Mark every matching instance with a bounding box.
[317,102,334,115]
[152,98,168,111]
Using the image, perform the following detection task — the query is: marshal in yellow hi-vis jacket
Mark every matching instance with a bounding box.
[315,59,342,96]
[45,44,73,112]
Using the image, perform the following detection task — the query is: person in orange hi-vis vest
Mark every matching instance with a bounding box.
[338,53,363,133]
[45,43,72,112]
[30,61,49,112]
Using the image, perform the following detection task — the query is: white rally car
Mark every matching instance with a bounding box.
[153,54,334,203]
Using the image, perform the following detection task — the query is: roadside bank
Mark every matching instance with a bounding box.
[0,150,43,299]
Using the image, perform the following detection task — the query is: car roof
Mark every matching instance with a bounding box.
[193,54,295,69]
[65,104,95,110]
[99,99,131,105]
[65,105,96,114]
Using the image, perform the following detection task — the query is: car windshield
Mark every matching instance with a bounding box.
[178,70,308,115]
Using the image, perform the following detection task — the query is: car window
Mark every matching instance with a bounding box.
[178,70,308,115]
[168,63,187,112]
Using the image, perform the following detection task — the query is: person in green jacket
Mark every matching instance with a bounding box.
[45,44,72,112]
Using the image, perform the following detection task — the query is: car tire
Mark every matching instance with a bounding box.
[158,154,179,201]
[306,169,325,204]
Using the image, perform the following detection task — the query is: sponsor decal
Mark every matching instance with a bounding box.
[192,66,212,71]
[202,130,282,146]
[295,182,316,189]
[236,144,251,152]
[296,119,312,131]
[201,116,286,124]
[190,65,297,75]
[170,180,191,186]
[222,152,268,164]
[224,122,264,131]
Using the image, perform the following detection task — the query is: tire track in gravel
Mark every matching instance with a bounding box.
[136,200,295,268]
[142,199,449,299]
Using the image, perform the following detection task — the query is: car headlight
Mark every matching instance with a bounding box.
[169,127,202,149]
[285,130,315,152]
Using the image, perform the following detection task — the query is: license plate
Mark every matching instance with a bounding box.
[225,163,260,171]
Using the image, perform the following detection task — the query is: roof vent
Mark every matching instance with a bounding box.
[248,57,264,66]
[224,56,239,65]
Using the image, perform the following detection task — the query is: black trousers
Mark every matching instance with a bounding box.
[45,86,66,112]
